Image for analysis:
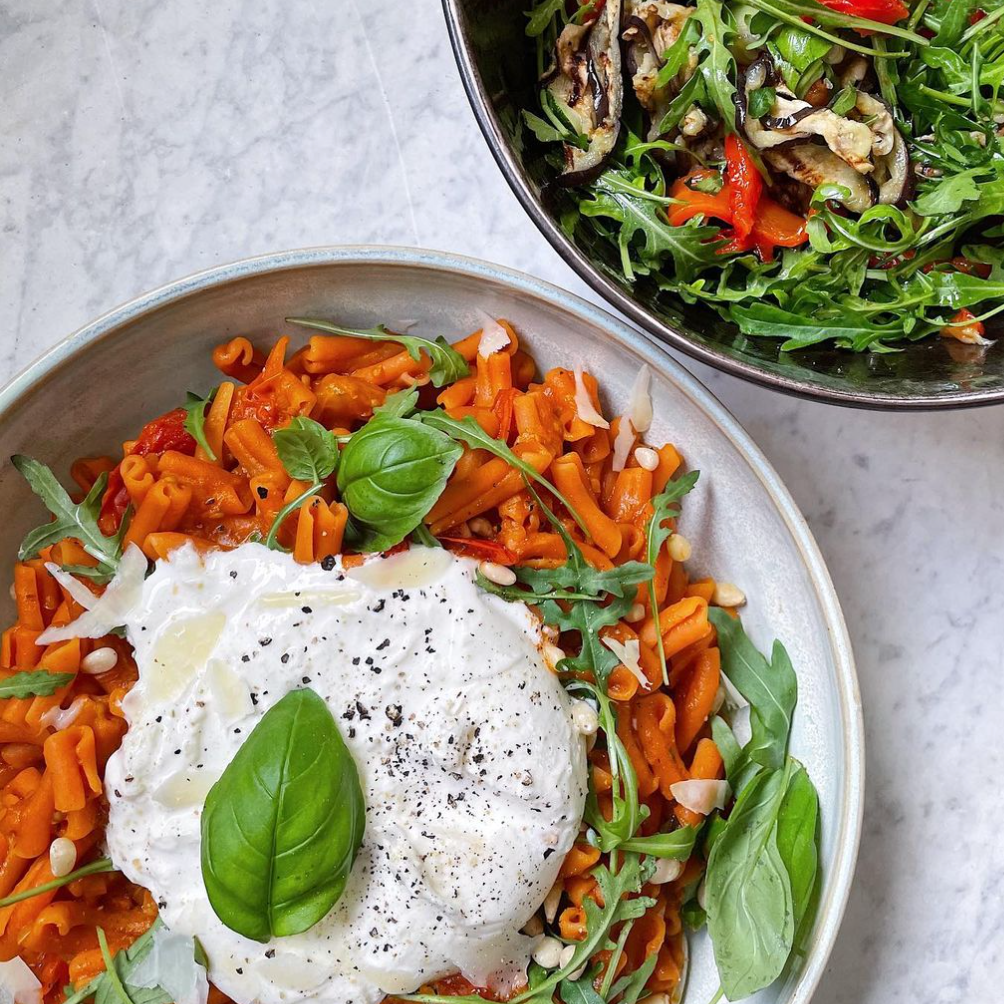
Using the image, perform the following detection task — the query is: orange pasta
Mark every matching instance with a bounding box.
[0,321,738,1004]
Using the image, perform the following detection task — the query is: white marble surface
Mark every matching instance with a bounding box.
[2,1,1003,1000]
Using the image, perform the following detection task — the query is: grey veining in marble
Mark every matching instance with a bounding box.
[2,1,1003,1001]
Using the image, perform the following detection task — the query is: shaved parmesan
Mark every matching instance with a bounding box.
[129,925,210,1004]
[611,418,635,472]
[629,365,653,433]
[601,636,645,685]
[38,545,148,644]
[40,695,89,731]
[670,778,731,815]
[573,369,610,429]
[476,311,511,357]
[44,562,97,610]
[0,957,42,1004]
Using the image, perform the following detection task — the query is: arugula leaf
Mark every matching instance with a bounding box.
[747,85,777,118]
[654,18,702,88]
[693,0,739,126]
[558,977,605,1004]
[419,410,591,538]
[709,608,797,771]
[604,952,659,1004]
[374,387,419,419]
[286,318,468,387]
[523,109,569,145]
[182,390,217,461]
[12,457,122,576]
[273,417,339,483]
[0,857,115,909]
[645,471,700,683]
[620,824,698,858]
[829,85,858,116]
[711,714,745,783]
[0,669,74,699]
[525,0,566,36]
[912,170,983,215]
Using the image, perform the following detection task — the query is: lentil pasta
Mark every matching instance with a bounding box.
[0,314,802,1004]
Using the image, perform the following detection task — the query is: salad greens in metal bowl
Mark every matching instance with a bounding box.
[444,0,1004,407]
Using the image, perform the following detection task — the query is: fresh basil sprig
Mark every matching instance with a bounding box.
[644,470,700,684]
[200,688,365,942]
[286,317,469,387]
[265,417,340,550]
[182,390,217,461]
[0,669,75,699]
[12,456,123,578]
[338,415,462,551]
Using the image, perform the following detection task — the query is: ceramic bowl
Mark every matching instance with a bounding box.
[442,0,1004,409]
[0,246,863,1002]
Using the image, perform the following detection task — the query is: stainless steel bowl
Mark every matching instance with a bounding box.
[442,0,1004,409]
[0,247,863,1002]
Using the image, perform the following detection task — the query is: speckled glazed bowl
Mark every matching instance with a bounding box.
[442,0,1004,409]
[0,247,862,1003]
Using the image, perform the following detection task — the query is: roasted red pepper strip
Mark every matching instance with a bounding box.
[667,171,808,261]
[100,408,197,530]
[813,0,909,24]
[724,134,763,242]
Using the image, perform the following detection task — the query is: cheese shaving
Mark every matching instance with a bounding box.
[601,636,645,685]
[611,418,635,472]
[38,544,149,644]
[670,778,732,815]
[44,562,97,610]
[628,365,653,433]
[476,311,511,357]
[573,368,610,429]
[0,957,42,1004]
[129,925,210,1004]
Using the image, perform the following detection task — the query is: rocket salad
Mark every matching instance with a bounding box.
[523,0,1004,351]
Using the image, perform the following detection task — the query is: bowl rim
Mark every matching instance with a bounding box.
[440,0,1004,411]
[0,244,864,1002]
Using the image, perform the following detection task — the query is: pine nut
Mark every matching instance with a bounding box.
[559,944,577,969]
[624,602,646,623]
[713,582,746,608]
[49,837,76,878]
[543,882,563,924]
[651,858,684,884]
[81,647,118,675]
[668,534,691,562]
[532,936,563,969]
[522,914,544,937]
[571,701,599,737]
[469,517,494,538]
[634,447,659,471]
[479,561,516,587]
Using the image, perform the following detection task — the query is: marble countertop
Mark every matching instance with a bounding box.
[2,1,1002,1000]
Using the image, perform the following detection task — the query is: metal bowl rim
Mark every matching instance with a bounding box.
[0,244,864,1002]
[441,0,1004,411]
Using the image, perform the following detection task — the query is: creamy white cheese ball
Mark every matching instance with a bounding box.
[104,545,587,1004]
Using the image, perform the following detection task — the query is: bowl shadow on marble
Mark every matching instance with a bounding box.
[442,0,1004,410]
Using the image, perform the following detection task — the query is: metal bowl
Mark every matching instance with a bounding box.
[0,247,862,1002]
[442,0,1004,409]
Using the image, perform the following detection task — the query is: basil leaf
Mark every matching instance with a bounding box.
[182,390,217,461]
[774,26,831,74]
[0,669,75,698]
[419,410,592,539]
[645,471,700,682]
[337,416,462,551]
[201,688,365,942]
[775,761,819,940]
[709,609,797,771]
[286,318,469,388]
[705,765,795,1000]
[12,456,121,574]
[274,417,339,483]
